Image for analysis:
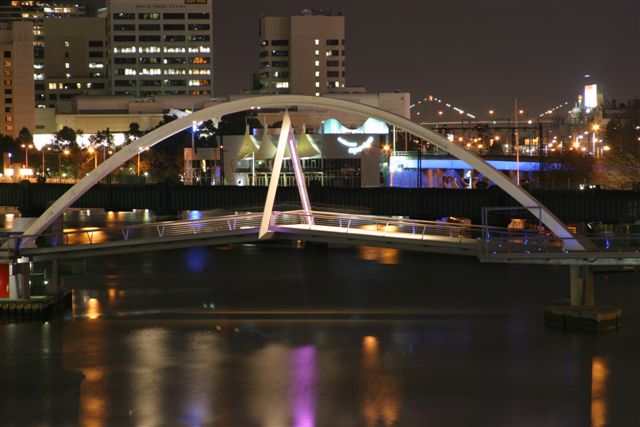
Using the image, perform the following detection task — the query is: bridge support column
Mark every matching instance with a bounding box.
[570,265,594,306]
[8,261,30,300]
[544,265,621,332]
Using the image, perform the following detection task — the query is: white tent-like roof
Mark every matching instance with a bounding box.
[235,125,258,160]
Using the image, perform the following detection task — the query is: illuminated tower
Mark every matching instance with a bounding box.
[107,0,214,97]
[258,10,346,96]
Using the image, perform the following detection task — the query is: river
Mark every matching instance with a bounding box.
[0,210,639,426]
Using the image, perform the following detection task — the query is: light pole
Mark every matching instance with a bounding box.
[21,144,33,168]
[592,123,600,157]
[88,147,97,169]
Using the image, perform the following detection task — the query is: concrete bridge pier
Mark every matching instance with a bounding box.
[8,260,30,300]
[570,265,594,306]
[544,265,622,332]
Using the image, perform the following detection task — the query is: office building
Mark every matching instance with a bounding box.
[257,10,346,96]
[107,0,214,97]
[37,17,109,109]
[0,21,34,138]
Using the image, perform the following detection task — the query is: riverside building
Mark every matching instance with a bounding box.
[107,0,214,97]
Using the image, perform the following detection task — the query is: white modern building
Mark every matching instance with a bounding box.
[107,0,213,97]
[256,10,347,96]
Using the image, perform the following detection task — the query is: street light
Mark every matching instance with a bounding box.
[88,147,97,169]
[20,143,33,168]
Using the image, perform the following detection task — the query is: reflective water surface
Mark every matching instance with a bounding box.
[0,211,639,426]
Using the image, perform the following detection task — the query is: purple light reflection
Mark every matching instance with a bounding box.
[291,345,317,427]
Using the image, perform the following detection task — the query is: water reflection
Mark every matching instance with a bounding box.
[63,227,109,245]
[86,297,101,320]
[591,356,609,427]
[128,327,170,426]
[291,346,317,427]
[360,336,401,427]
[248,344,292,426]
[357,246,401,265]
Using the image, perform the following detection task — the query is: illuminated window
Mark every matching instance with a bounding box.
[141,68,161,75]
[315,50,319,56]
[275,82,289,89]
[315,82,320,88]
[314,39,319,45]
[190,57,209,64]
[64,62,70,69]
[89,62,104,69]
[188,69,210,75]
[3,61,10,67]
[314,60,319,66]
[64,40,69,47]
[315,71,320,77]
[48,83,56,90]
[315,92,320,97]
[140,46,161,53]
[188,79,210,86]
[34,73,44,80]
[5,125,13,131]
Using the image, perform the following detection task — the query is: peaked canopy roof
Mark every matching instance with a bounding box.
[235,125,258,160]
[255,125,277,160]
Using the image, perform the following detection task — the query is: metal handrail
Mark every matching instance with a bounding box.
[270,210,514,242]
[482,233,640,257]
[7,212,264,251]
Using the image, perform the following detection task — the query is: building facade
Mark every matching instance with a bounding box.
[107,0,214,98]
[38,17,109,109]
[0,21,34,138]
[258,10,346,96]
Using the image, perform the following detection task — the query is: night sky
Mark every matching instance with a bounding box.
[213,0,639,120]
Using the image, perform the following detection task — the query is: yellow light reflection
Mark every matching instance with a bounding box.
[86,298,101,320]
[591,356,608,427]
[63,227,109,245]
[360,336,400,427]
[357,246,401,265]
[107,288,117,300]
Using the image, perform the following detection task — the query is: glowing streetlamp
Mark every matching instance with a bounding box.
[88,146,97,169]
[592,124,600,157]
[20,143,33,168]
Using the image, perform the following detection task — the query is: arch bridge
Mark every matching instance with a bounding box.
[20,95,584,251]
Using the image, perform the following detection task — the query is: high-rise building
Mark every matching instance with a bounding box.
[107,0,214,98]
[257,10,346,96]
[37,17,109,109]
[0,21,34,138]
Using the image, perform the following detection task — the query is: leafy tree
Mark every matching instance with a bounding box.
[542,150,595,189]
[602,109,640,189]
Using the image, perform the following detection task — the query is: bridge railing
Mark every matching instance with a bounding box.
[271,210,509,242]
[2,212,264,254]
[482,232,640,258]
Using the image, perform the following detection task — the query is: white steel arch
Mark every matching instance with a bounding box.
[23,95,584,250]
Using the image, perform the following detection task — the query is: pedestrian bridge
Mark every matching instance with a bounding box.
[4,210,640,266]
[4,210,486,261]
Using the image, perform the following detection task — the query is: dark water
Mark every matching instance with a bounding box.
[1,211,640,426]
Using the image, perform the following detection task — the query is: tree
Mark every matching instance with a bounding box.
[51,126,85,178]
[542,150,596,189]
[602,109,640,189]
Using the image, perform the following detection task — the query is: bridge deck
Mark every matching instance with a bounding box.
[4,210,640,265]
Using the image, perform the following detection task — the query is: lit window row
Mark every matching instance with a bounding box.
[89,62,104,69]
[275,82,289,89]
[113,46,211,54]
[188,79,211,86]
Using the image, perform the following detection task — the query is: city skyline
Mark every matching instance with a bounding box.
[214,0,639,118]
